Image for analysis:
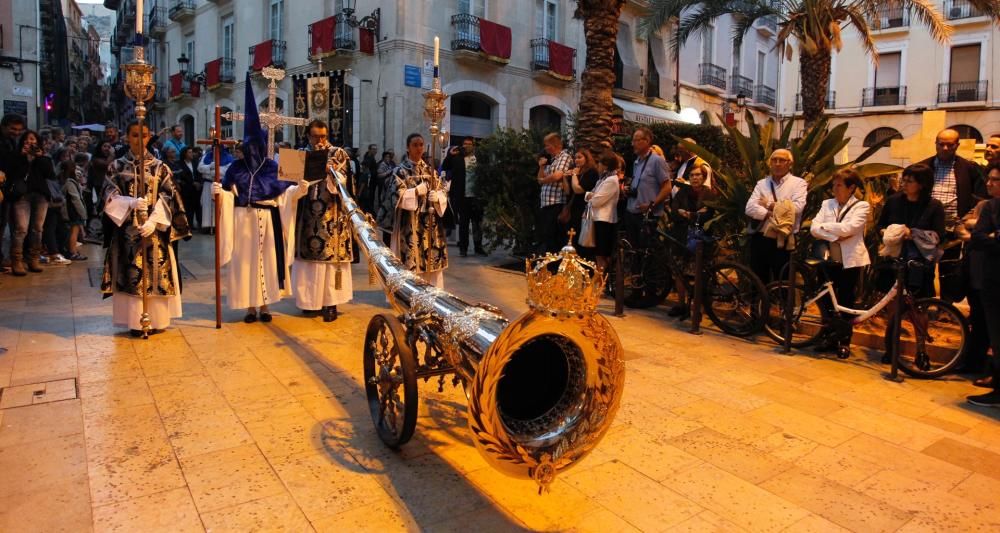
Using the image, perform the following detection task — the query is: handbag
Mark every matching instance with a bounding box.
[810,199,858,263]
[579,205,596,248]
[47,179,66,208]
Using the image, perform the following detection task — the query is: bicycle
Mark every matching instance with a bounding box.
[660,226,769,337]
[604,213,672,309]
[764,257,969,378]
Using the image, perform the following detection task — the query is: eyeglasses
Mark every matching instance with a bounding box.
[770,157,791,163]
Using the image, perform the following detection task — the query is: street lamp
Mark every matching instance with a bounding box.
[340,0,381,39]
[177,53,190,76]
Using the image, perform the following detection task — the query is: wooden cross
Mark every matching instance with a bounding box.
[196,106,239,329]
[223,66,308,159]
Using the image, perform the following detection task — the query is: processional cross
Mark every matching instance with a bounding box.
[223,66,308,159]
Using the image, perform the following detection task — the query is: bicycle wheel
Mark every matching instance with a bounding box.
[763,281,830,347]
[886,298,968,378]
[625,246,673,309]
[703,261,768,337]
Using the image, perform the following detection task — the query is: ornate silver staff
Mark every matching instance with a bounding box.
[121,38,157,338]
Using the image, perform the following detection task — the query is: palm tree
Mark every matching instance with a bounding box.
[574,0,626,151]
[639,1,1000,127]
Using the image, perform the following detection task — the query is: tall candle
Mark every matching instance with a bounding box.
[434,36,440,67]
[136,0,144,35]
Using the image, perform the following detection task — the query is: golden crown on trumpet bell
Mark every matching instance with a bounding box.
[524,231,606,319]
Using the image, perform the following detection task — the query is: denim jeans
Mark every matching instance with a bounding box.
[10,192,49,260]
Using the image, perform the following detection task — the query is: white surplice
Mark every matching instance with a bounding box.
[197,161,230,229]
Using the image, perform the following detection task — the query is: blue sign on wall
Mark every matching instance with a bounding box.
[404,65,422,88]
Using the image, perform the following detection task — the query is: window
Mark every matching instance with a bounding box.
[221,15,234,59]
[701,24,715,64]
[458,0,486,18]
[862,127,903,148]
[270,0,284,41]
[875,51,901,88]
[184,34,195,68]
[949,124,983,143]
[535,0,557,40]
[732,40,741,76]
[756,50,766,84]
[950,44,981,84]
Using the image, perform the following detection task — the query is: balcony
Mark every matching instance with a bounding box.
[938,80,988,103]
[205,57,236,89]
[698,63,727,91]
[153,83,167,109]
[754,85,776,107]
[756,15,778,36]
[168,0,195,22]
[148,5,167,37]
[530,38,576,84]
[862,86,907,107]
[249,39,286,71]
[334,13,357,51]
[169,72,200,100]
[795,91,837,111]
[450,13,511,65]
[730,74,754,98]
[871,6,910,30]
[944,0,984,20]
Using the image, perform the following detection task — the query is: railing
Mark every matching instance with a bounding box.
[755,85,776,107]
[249,40,287,70]
[451,13,480,52]
[937,80,988,103]
[334,13,356,50]
[154,83,167,104]
[871,6,910,29]
[757,15,778,33]
[862,86,907,106]
[699,63,727,90]
[148,5,167,35]
[795,91,837,111]
[219,57,236,83]
[530,38,550,70]
[944,0,984,20]
[730,74,754,97]
[168,0,195,21]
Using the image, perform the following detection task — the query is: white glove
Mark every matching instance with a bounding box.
[133,197,149,212]
[415,182,428,196]
[139,219,156,238]
[212,182,223,197]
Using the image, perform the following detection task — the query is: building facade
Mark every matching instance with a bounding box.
[778,2,999,164]
[0,0,43,129]
[107,0,783,154]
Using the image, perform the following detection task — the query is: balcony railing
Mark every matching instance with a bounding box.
[530,38,576,78]
[699,63,727,90]
[757,15,778,34]
[249,40,286,70]
[219,57,236,83]
[944,0,984,20]
[938,80,988,103]
[871,6,910,29]
[149,5,167,36]
[334,13,357,51]
[755,85,776,107]
[730,74,754,98]
[451,13,480,52]
[862,86,907,106]
[168,0,195,22]
[154,83,167,105]
[795,91,837,111]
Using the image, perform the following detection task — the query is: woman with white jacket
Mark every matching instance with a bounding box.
[583,151,622,271]
[809,168,871,359]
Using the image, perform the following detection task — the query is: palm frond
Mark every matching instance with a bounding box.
[900,0,953,43]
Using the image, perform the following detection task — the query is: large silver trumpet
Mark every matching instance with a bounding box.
[333,177,625,492]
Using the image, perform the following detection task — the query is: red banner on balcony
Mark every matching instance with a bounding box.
[360,28,375,55]
[205,58,221,88]
[479,19,511,62]
[170,73,183,98]
[252,40,273,71]
[548,40,574,78]
[189,80,200,98]
[310,16,336,57]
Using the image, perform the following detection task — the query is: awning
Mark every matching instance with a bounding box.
[613,98,697,125]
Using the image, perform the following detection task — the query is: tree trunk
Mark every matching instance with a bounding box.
[799,50,832,129]
[575,1,624,152]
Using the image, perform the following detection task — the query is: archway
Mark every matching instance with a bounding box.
[179,114,196,147]
[448,92,496,147]
[949,124,983,143]
[529,105,563,134]
[863,127,903,148]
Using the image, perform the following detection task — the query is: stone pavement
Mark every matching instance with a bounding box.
[0,233,999,532]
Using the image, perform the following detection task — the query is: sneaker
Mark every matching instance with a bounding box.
[39,255,50,264]
[68,253,88,261]
[51,254,72,265]
[967,391,1000,408]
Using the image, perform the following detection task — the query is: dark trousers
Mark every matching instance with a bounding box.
[185,190,202,230]
[458,196,483,253]
[0,201,8,262]
[966,288,991,372]
[750,232,790,284]
[979,287,1000,390]
[42,207,66,255]
[818,263,861,347]
[937,239,963,303]
[536,204,566,254]
[10,193,49,261]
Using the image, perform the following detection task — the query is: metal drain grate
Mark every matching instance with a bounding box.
[0,379,78,409]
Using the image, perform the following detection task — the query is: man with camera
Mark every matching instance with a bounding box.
[623,127,672,250]
[536,133,573,254]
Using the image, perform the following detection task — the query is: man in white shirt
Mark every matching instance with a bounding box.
[745,149,808,283]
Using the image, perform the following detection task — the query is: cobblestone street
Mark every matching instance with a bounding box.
[1,234,998,532]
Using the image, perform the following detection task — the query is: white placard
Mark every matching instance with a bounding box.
[277,148,305,183]
[422,60,433,90]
